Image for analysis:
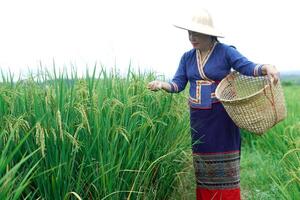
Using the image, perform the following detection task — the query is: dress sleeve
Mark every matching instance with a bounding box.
[226,46,263,76]
[168,53,188,93]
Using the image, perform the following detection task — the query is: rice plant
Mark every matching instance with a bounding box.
[0,129,39,200]
[2,65,298,199]
[0,66,191,199]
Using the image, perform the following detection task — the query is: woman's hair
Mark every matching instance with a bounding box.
[212,36,219,42]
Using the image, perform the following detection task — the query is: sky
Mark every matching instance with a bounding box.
[0,0,299,79]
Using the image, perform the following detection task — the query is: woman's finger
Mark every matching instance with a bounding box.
[273,73,279,85]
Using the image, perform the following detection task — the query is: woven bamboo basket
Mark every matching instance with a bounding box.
[215,71,287,135]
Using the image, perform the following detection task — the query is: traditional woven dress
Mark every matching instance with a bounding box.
[168,42,263,200]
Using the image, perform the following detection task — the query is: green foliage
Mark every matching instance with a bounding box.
[0,67,190,199]
[282,81,293,87]
[0,130,39,200]
[2,66,299,199]
[241,85,300,199]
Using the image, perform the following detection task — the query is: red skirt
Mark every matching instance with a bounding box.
[196,187,241,200]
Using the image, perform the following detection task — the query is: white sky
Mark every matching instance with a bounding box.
[0,0,299,79]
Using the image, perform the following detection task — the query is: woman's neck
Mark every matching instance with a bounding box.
[198,38,215,52]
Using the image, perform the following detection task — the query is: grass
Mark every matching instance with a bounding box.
[0,130,39,200]
[0,67,191,199]
[240,85,300,199]
[0,66,299,199]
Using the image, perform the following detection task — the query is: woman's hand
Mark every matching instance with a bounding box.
[147,80,163,91]
[262,64,280,84]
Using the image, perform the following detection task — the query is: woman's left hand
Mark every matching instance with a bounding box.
[262,64,280,84]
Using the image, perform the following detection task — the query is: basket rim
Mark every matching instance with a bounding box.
[215,72,270,103]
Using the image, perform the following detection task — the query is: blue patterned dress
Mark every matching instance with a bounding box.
[168,42,263,200]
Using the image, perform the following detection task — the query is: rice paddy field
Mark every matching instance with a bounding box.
[0,68,299,200]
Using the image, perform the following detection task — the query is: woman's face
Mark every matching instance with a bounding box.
[188,31,211,49]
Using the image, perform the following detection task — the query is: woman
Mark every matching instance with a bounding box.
[147,8,279,200]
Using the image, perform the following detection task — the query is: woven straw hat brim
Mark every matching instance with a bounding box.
[174,22,224,38]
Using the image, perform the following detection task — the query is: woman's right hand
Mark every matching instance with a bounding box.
[147,80,163,91]
[262,64,280,84]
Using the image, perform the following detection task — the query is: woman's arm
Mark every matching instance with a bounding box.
[226,46,280,83]
[147,52,188,93]
[226,46,263,76]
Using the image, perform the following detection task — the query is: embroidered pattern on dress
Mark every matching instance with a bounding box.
[193,151,240,190]
[196,42,217,81]
[189,80,212,104]
[253,64,263,76]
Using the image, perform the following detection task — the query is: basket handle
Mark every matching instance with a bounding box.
[263,79,278,124]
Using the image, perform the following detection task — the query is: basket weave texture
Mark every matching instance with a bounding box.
[215,71,287,135]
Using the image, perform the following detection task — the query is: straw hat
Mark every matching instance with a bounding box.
[173,8,224,38]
